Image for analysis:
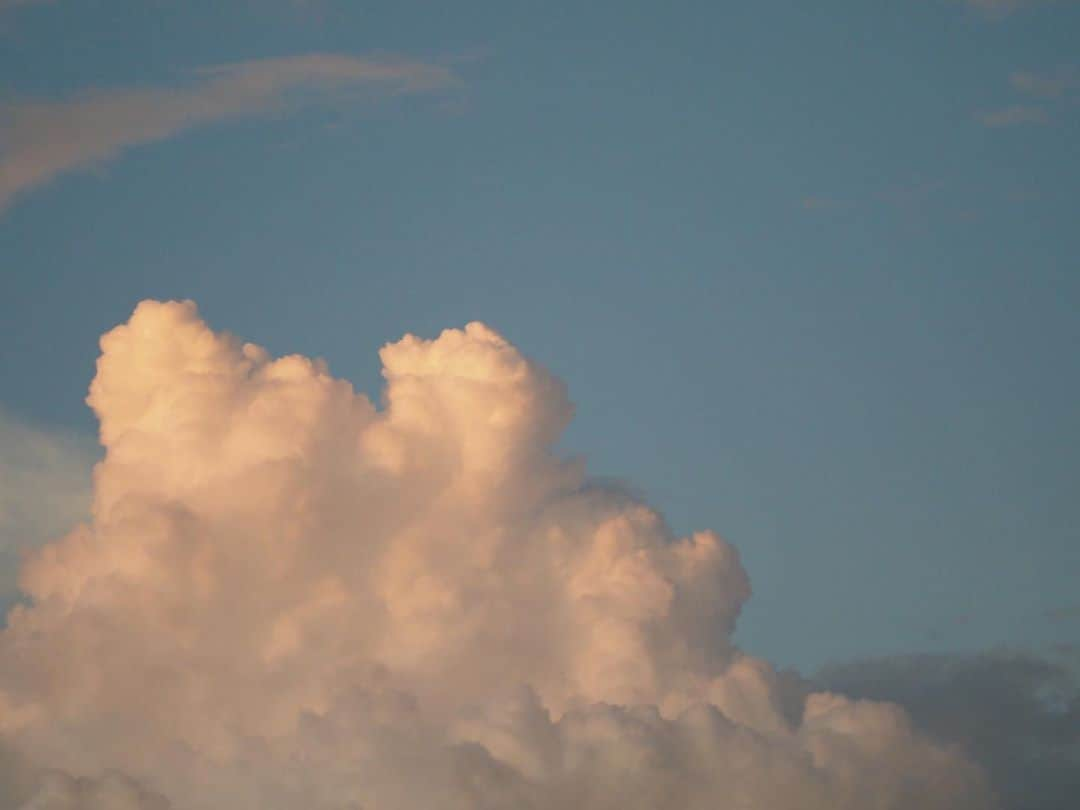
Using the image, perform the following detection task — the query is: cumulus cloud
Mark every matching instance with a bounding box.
[818,650,1080,810]
[0,409,97,607]
[0,54,457,211]
[0,300,996,809]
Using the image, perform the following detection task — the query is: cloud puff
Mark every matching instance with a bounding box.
[0,54,457,211]
[0,301,995,809]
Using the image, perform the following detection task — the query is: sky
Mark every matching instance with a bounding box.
[0,2,1078,809]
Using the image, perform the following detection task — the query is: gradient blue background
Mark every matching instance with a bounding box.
[2,0,1078,672]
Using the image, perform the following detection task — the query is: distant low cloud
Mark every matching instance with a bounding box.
[0,53,458,211]
[817,650,1080,810]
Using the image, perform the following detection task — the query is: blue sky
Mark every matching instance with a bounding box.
[1,0,1078,674]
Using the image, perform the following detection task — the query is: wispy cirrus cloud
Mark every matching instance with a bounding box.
[0,0,48,10]
[977,65,1077,127]
[978,104,1051,127]
[1010,67,1080,98]
[0,53,458,211]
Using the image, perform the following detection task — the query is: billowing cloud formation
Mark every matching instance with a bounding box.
[0,54,457,211]
[0,301,995,809]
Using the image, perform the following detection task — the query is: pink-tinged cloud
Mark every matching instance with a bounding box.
[0,301,996,808]
[0,54,458,212]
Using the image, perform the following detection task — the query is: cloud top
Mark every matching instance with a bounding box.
[0,301,995,809]
[0,54,457,211]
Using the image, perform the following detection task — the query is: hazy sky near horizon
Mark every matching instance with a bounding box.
[2,0,1078,679]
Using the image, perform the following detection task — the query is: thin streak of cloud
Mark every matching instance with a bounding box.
[1010,68,1079,98]
[0,53,459,211]
[977,104,1050,127]
[0,0,48,10]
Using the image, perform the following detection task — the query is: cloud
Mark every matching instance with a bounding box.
[818,650,1080,810]
[977,104,1050,127]
[0,300,997,809]
[0,54,458,211]
[978,66,1077,128]
[16,770,172,810]
[1010,68,1079,98]
[0,409,97,608]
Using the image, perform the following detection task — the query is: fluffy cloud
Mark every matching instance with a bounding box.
[0,301,995,809]
[0,54,457,211]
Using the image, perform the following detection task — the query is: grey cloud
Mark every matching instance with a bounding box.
[817,650,1080,810]
[17,770,171,810]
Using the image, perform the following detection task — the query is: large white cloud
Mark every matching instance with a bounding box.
[0,300,996,809]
